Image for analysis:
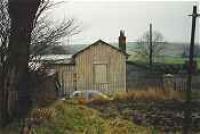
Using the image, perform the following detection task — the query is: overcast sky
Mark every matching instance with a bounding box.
[51,1,199,44]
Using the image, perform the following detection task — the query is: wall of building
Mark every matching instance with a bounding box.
[53,64,75,96]
[75,42,126,94]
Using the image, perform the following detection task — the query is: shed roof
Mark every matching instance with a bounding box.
[72,40,129,58]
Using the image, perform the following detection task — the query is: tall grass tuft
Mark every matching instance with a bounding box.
[31,107,56,125]
[114,88,184,101]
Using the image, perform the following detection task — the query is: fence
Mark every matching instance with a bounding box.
[163,75,187,91]
[127,72,200,92]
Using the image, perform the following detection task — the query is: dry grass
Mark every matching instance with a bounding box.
[89,88,184,105]
[31,101,151,134]
[31,107,56,121]
[114,88,184,101]
[76,95,113,105]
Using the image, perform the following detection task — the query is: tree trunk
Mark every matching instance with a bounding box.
[1,0,40,125]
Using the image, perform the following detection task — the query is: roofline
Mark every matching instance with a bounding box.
[72,40,129,58]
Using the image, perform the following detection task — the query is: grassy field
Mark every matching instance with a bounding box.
[128,50,200,69]
[158,57,200,65]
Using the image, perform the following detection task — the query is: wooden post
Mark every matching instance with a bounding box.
[149,23,153,67]
[183,5,199,134]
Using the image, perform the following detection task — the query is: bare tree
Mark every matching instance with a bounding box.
[0,0,80,66]
[0,0,10,125]
[0,0,9,65]
[0,0,9,74]
[135,31,167,64]
[0,0,41,125]
[30,0,80,57]
[0,0,80,126]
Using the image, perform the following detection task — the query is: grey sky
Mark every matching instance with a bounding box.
[51,1,199,44]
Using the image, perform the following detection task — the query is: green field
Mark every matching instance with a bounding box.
[159,57,200,65]
[128,50,200,69]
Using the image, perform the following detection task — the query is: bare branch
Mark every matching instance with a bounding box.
[0,0,81,71]
[135,31,166,62]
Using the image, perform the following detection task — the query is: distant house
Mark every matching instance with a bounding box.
[43,31,128,96]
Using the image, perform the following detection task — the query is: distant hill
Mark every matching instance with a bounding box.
[39,44,87,55]
[46,42,199,57]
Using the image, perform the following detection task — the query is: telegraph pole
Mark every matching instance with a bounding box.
[149,23,153,67]
[183,5,199,134]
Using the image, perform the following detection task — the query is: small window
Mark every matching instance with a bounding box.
[94,64,107,84]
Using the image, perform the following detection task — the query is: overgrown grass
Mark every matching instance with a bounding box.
[0,100,151,134]
[114,88,184,101]
[90,88,184,105]
[31,101,151,134]
[0,89,185,134]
